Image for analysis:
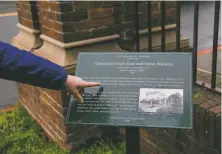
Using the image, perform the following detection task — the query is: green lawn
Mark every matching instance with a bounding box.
[0,105,127,154]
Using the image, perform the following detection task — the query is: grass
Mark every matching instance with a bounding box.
[0,105,69,154]
[77,140,126,154]
[0,105,129,154]
[193,92,201,100]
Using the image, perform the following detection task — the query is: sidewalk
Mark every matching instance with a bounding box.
[197,45,221,75]
[196,45,221,91]
[197,70,221,89]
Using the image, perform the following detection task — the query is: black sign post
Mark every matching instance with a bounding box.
[126,127,140,154]
[66,52,193,154]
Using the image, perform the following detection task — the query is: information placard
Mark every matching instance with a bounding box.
[66,52,192,129]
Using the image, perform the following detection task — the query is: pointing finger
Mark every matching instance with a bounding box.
[79,81,101,88]
[71,89,84,103]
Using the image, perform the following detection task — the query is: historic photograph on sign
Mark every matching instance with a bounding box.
[138,88,184,114]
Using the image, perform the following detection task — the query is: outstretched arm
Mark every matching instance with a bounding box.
[0,41,68,90]
[0,41,100,103]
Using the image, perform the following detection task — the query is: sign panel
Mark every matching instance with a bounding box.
[66,52,192,129]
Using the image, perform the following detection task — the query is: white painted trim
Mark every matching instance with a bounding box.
[140,24,176,35]
[17,23,40,34]
[197,68,221,77]
[40,34,120,49]
[0,12,17,17]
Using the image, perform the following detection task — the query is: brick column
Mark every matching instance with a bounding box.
[12,1,42,51]
[34,1,125,71]
[17,1,122,150]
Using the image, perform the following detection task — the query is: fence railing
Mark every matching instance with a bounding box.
[131,1,221,94]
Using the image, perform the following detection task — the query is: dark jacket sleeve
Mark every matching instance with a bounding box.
[0,41,68,90]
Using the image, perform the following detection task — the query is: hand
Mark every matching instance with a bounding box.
[65,75,101,103]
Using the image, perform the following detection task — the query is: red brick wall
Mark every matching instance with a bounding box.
[16,1,39,29]
[16,1,177,42]
[16,83,106,150]
[36,1,123,43]
[139,1,176,29]
[120,89,221,154]
[35,1,177,43]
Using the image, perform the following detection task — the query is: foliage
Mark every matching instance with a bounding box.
[193,92,201,100]
[77,140,126,154]
[0,105,136,154]
[77,140,147,154]
[0,105,69,154]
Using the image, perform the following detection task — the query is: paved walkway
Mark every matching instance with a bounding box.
[181,1,221,51]
[0,2,17,14]
[196,46,221,91]
[197,70,221,89]
[197,46,221,75]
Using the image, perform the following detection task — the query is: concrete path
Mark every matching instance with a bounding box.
[181,1,221,75]
[181,1,221,51]
[0,2,221,109]
[0,2,18,14]
[197,47,221,74]
[0,2,18,109]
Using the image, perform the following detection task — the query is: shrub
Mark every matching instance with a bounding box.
[0,105,130,154]
[77,140,126,154]
[0,105,69,154]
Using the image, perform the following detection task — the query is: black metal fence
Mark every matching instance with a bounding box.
[131,1,221,94]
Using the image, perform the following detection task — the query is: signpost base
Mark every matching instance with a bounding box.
[126,127,140,154]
